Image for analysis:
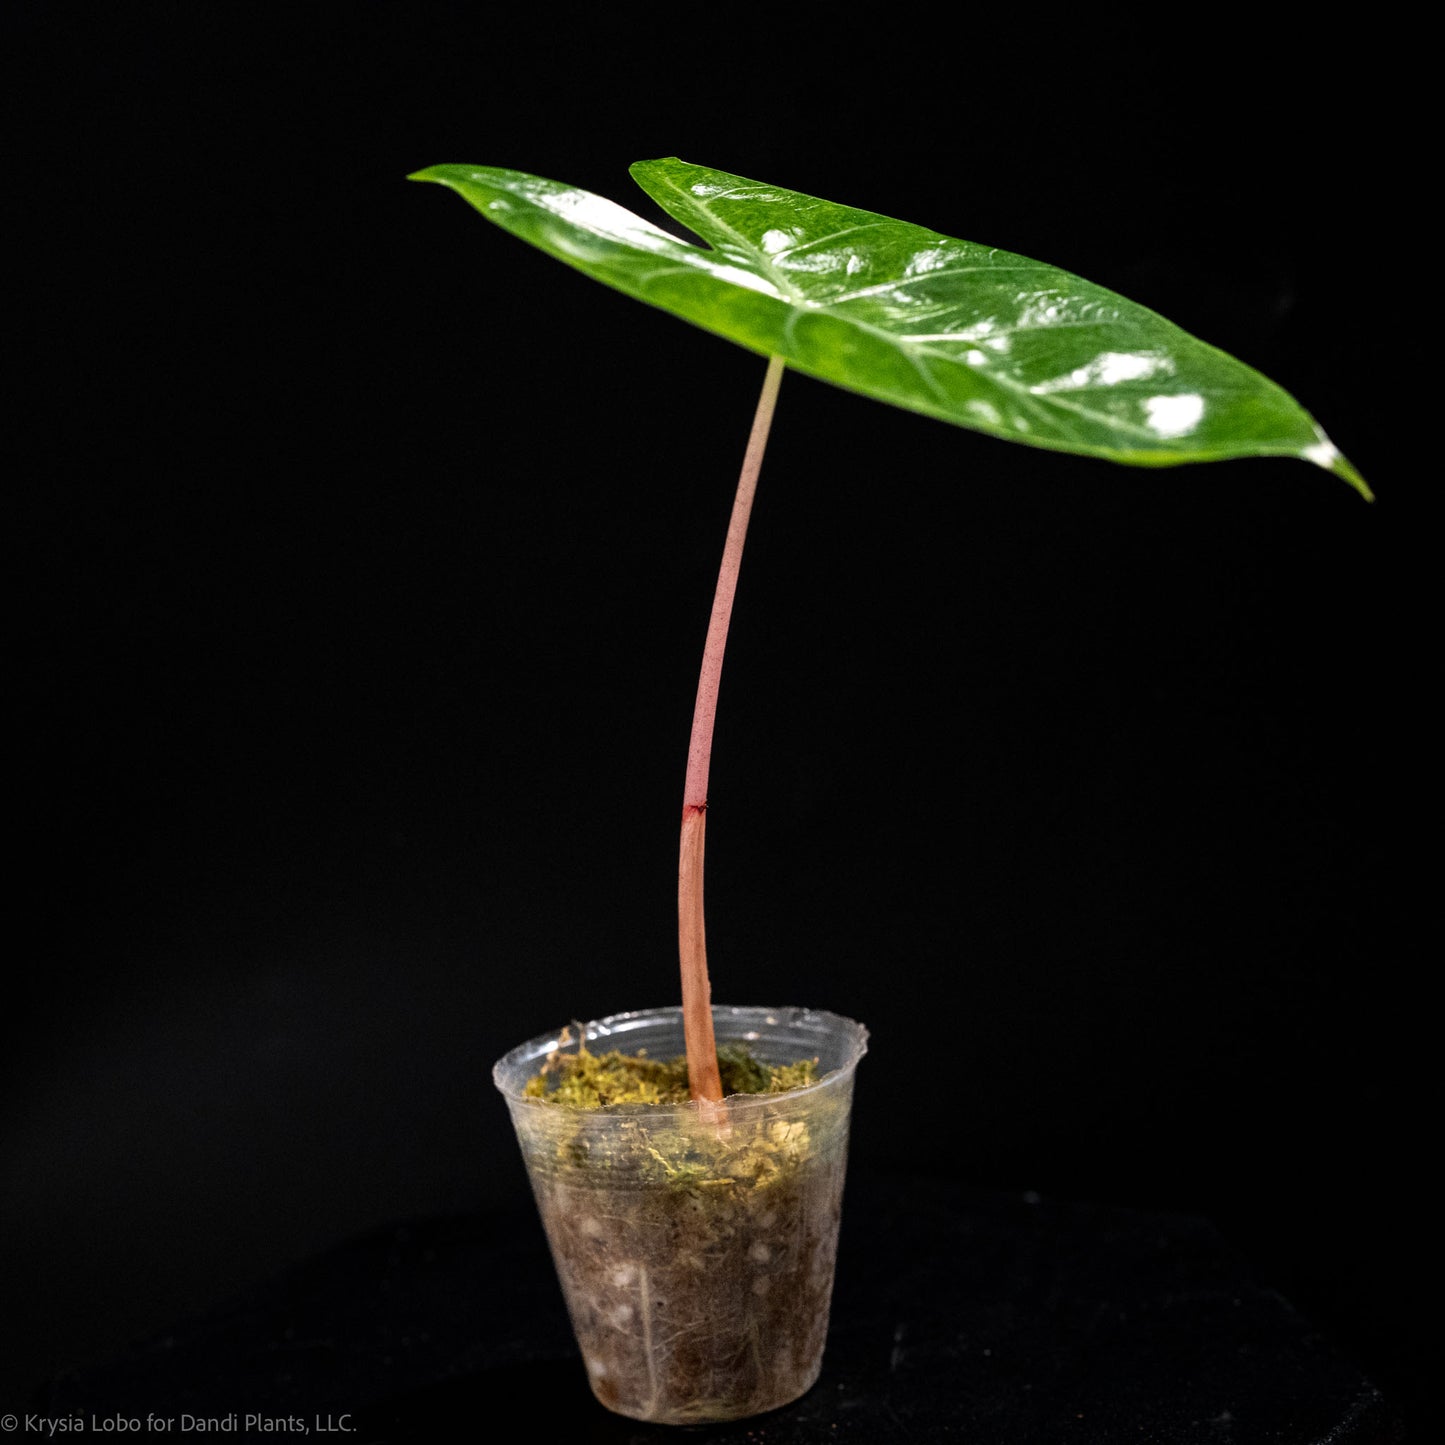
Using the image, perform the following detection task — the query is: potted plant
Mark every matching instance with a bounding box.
[410,157,1369,1424]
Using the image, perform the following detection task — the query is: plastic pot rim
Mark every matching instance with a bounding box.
[492,1002,869,1117]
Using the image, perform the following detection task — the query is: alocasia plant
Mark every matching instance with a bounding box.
[410,157,1370,1103]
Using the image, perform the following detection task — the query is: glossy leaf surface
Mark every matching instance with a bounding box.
[411,159,1368,497]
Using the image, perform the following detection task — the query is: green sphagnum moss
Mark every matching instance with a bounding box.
[523,1030,818,1108]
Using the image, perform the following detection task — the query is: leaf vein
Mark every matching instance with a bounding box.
[826,264,1043,306]
[771,221,893,260]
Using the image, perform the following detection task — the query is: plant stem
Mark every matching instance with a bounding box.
[679,353,786,1105]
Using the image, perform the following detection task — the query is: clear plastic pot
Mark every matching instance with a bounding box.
[493,1004,868,1424]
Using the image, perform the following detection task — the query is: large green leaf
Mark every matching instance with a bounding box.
[410,158,1369,498]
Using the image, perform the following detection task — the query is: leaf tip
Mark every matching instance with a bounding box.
[1303,439,1373,503]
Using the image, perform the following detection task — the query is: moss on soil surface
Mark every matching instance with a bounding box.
[523,1033,819,1107]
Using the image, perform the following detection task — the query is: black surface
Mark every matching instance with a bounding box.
[36,1175,1404,1443]
[6,3,1423,1435]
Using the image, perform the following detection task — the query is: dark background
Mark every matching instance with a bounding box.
[6,4,1423,1428]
